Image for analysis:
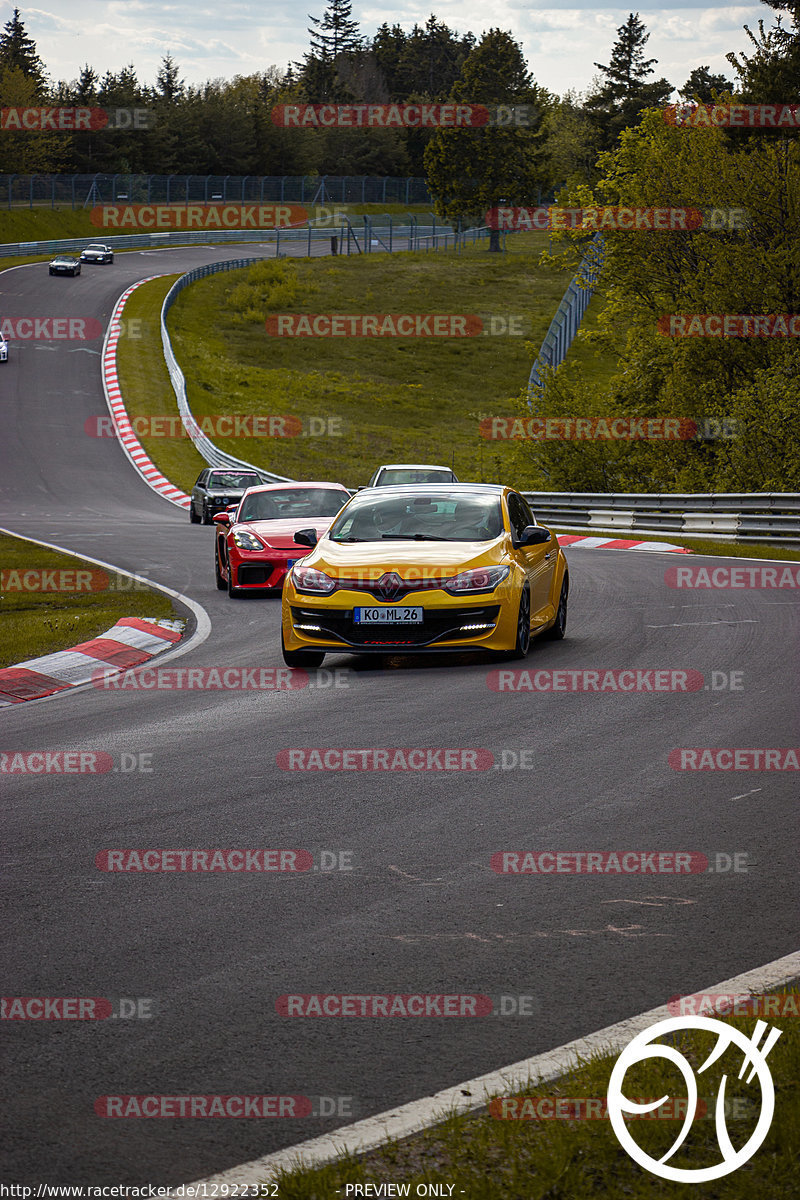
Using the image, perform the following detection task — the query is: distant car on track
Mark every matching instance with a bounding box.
[214,482,351,597]
[366,463,459,487]
[0,330,7,362]
[189,468,264,524]
[80,243,114,264]
[280,483,568,666]
[49,255,81,277]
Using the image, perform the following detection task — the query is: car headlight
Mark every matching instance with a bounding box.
[232,530,265,550]
[292,565,337,594]
[444,566,510,594]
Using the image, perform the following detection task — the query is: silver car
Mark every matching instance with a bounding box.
[366,463,459,487]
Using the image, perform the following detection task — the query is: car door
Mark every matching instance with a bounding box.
[507,492,556,620]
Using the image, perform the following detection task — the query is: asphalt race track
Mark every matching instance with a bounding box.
[1,245,798,1185]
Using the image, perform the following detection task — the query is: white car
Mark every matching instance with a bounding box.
[366,463,459,487]
[0,330,8,362]
[80,243,114,264]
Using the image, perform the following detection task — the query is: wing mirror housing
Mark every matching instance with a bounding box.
[517,524,551,546]
[213,512,232,526]
[294,527,319,547]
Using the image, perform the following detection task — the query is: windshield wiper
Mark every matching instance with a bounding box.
[381,533,447,540]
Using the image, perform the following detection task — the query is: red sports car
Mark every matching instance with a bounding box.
[213,482,351,597]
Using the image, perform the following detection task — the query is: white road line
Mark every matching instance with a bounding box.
[0,526,211,707]
[645,620,758,628]
[170,949,800,1190]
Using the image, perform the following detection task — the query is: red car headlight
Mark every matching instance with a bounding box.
[444,566,510,594]
[291,565,337,594]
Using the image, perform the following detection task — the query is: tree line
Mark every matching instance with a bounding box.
[1,2,729,184]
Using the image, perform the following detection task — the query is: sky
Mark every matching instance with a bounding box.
[13,1,770,98]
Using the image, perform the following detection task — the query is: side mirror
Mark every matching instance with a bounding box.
[213,512,232,526]
[294,527,319,547]
[517,524,551,546]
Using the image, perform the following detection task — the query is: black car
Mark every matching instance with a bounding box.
[80,243,114,264]
[49,255,81,276]
[189,468,265,524]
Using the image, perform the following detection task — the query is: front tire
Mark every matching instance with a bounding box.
[281,629,324,668]
[189,502,200,523]
[505,585,531,660]
[201,502,212,525]
[546,575,568,640]
[227,559,240,598]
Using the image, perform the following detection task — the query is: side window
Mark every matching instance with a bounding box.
[195,471,208,488]
[517,494,535,527]
[507,494,529,540]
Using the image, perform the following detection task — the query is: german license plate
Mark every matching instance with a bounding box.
[354,606,423,624]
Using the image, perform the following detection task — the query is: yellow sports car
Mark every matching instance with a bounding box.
[280,484,569,666]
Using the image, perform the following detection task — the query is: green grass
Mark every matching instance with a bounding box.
[267,986,799,1199]
[114,232,617,493]
[0,532,176,668]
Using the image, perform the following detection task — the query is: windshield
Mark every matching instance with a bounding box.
[378,468,454,485]
[208,472,261,490]
[238,487,348,523]
[330,492,503,542]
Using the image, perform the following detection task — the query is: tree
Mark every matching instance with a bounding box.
[424,29,549,246]
[156,53,184,104]
[0,7,46,92]
[586,13,673,147]
[542,91,603,187]
[679,65,733,102]
[726,0,800,101]
[300,0,362,101]
[520,108,800,491]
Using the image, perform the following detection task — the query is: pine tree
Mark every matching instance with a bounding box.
[0,7,47,93]
[679,66,733,102]
[300,0,362,101]
[156,54,184,104]
[586,13,673,146]
[726,0,800,101]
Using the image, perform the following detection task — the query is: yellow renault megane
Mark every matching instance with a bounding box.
[280,484,569,666]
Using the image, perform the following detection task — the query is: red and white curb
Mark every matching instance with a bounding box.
[557,534,691,553]
[102,279,190,510]
[0,617,184,705]
[171,949,800,1191]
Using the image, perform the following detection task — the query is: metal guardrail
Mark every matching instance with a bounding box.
[521,491,800,541]
[527,233,605,401]
[0,216,477,259]
[160,258,292,484]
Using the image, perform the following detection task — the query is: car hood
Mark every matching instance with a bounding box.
[309,535,508,574]
[236,517,336,546]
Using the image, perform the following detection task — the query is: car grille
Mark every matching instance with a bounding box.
[238,564,284,586]
[290,604,500,647]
